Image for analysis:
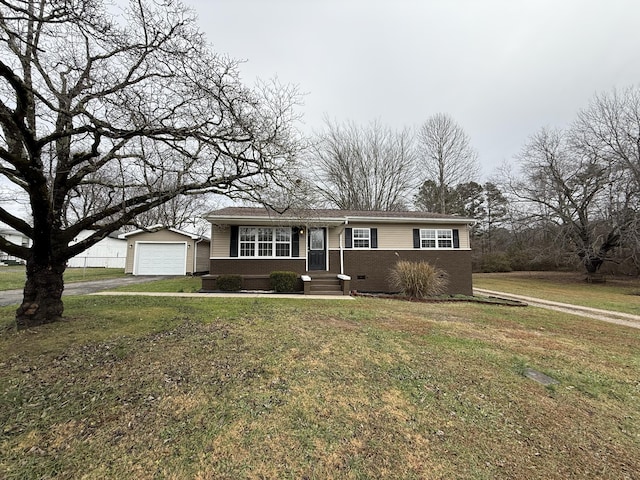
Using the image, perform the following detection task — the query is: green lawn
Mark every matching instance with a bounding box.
[0,267,126,291]
[1,295,638,479]
[474,271,640,316]
[109,276,203,293]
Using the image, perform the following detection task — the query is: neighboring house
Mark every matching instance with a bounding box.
[202,207,475,295]
[0,227,30,265]
[119,226,210,276]
[67,230,127,269]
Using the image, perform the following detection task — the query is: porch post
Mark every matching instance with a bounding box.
[340,218,348,275]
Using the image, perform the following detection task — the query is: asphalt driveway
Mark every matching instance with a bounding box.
[0,276,170,307]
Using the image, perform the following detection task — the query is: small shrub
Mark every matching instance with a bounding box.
[216,274,242,292]
[389,261,448,298]
[269,271,299,292]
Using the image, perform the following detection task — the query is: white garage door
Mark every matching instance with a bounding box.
[135,243,186,275]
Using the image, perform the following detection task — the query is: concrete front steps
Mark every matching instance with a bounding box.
[303,274,350,295]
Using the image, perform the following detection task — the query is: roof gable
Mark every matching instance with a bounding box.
[118,225,209,241]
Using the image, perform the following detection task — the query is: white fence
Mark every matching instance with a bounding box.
[66,256,126,269]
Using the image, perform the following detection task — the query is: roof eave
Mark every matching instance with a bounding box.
[206,214,475,226]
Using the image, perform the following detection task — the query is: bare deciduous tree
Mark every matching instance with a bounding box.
[416,113,479,214]
[0,0,303,328]
[508,127,622,274]
[573,87,640,271]
[309,119,418,211]
[574,86,640,189]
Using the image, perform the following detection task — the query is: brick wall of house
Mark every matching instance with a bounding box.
[202,258,306,291]
[209,258,306,275]
[343,250,472,295]
[203,249,472,295]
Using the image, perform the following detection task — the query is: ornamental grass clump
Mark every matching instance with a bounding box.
[390,260,448,298]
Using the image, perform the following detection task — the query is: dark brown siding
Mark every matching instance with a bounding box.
[344,250,472,295]
[203,259,307,291]
[327,251,341,274]
[210,258,306,275]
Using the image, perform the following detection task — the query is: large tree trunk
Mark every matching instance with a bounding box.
[579,229,620,276]
[16,260,66,329]
[583,256,603,274]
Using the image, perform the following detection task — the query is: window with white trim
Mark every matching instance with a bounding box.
[420,229,453,248]
[352,228,371,248]
[275,228,291,256]
[239,227,291,257]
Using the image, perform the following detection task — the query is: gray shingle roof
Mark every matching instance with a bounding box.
[205,207,474,224]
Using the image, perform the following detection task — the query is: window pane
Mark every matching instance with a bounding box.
[421,229,436,248]
[353,228,370,248]
[240,227,255,241]
[310,228,324,250]
[437,230,453,248]
[240,243,255,256]
[276,228,290,242]
[275,243,290,256]
[275,228,291,256]
[258,228,272,242]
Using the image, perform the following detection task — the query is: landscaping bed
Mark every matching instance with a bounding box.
[352,291,528,306]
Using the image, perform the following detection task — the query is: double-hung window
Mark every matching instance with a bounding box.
[352,228,371,248]
[239,227,291,257]
[239,227,256,256]
[275,228,291,256]
[420,229,453,248]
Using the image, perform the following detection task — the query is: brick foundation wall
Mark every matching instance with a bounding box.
[203,258,306,292]
[343,250,472,295]
[203,251,472,295]
[210,258,307,275]
[202,274,303,292]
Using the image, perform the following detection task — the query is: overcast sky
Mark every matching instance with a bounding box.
[187,0,640,179]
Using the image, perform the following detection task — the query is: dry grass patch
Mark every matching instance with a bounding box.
[474,271,640,315]
[1,296,639,479]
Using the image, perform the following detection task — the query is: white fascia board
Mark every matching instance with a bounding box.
[205,215,344,226]
[166,227,208,241]
[118,224,164,239]
[206,214,476,227]
[344,216,476,225]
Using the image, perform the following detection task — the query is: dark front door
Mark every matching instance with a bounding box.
[308,227,326,271]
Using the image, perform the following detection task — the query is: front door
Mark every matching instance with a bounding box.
[307,227,326,271]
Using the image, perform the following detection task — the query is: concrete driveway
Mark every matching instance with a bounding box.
[0,276,170,307]
[474,287,640,330]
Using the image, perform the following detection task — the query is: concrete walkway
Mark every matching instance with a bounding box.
[474,288,640,330]
[90,291,354,300]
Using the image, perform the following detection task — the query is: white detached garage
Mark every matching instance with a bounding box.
[119,226,210,276]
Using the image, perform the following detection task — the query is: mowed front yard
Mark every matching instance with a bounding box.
[1,278,639,478]
[0,266,126,291]
[474,271,640,316]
